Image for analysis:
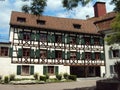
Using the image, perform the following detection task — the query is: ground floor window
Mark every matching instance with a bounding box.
[17,65,34,76]
[43,66,59,75]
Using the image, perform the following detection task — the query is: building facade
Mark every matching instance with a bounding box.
[1,2,118,78]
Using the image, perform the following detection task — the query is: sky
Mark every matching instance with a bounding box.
[0,0,115,42]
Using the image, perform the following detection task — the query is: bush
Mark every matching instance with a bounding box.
[0,75,2,80]
[63,73,69,79]
[9,74,15,81]
[34,73,39,80]
[4,76,9,83]
[56,74,62,80]
[45,74,49,79]
[39,76,47,81]
[68,75,77,81]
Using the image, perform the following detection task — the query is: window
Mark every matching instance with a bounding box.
[95,52,100,60]
[17,17,26,23]
[0,47,8,56]
[113,50,119,58]
[55,51,62,59]
[40,50,47,59]
[23,48,30,57]
[55,35,62,43]
[23,32,30,41]
[73,24,81,29]
[40,33,47,42]
[17,65,34,76]
[109,49,120,59]
[37,20,46,25]
[94,38,100,45]
[70,36,76,44]
[70,52,76,60]
[110,65,115,74]
[85,52,91,59]
[48,66,54,74]
[85,37,90,45]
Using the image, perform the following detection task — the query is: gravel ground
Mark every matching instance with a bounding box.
[0,78,101,90]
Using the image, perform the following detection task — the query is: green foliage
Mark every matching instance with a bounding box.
[110,0,120,12]
[0,75,2,81]
[4,76,9,83]
[9,74,15,81]
[63,73,69,79]
[68,75,77,81]
[56,74,62,80]
[45,74,49,79]
[105,13,120,45]
[62,0,91,10]
[22,0,47,15]
[39,75,47,81]
[114,61,120,80]
[33,73,39,80]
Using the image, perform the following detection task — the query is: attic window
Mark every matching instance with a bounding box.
[73,24,81,29]
[37,20,46,25]
[17,17,26,23]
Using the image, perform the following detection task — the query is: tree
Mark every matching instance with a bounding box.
[105,0,120,45]
[22,0,91,15]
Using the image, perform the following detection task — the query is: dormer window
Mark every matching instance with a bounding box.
[17,17,26,23]
[73,24,81,29]
[37,20,46,25]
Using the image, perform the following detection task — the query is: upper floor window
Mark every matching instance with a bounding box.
[55,51,62,59]
[0,47,8,56]
[55,35,62,43]
[70,52,76,60]
[70,36,76,44]
[37,20,46,25]
[40,50,47,59]
[23,32,30,41]
[94,38,100,45]
[23,48,30,57]
[84,37,91,45]
[95,52,100,60]
[40,33,47,42]
[109,49,120,59]
[17,17,26,23]
[85,52,91,60]
[73,24,81,29]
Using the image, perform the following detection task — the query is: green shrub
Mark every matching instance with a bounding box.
[9,74,15,81]
[68,75,77,81]
[45,74,49,79]
[63,73,69,79]
[56,74,62,80]
[4,76,9,83]
[0,75,2,80]
[34,73,39,80]
[39,76,47,81]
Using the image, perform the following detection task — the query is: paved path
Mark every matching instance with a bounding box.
[0,78,102,90]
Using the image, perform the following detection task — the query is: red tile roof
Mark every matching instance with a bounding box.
[10,11,116,34]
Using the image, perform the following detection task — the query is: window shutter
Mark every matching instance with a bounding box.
[30,66,34,75]
[62,51,65,59]
[51,35,55,43]
[18,48,22,58]
[17,65,21,75]
[9,47,13,57]
[30,49,34,58]
[36,34,40,41]
[81,52,85,60]
[67,52,70,59]
[100,53,104,60]
[100,38,103,45]
[55,66,59,75]
[109,50,112,59]
[47,34,51,43]
[91,37,94,45]
[36,49,40,58]
[76,37,80,45]
[91,53,95,60]
[66,36,70,44]
[81,38,85,45]
[18,32,23,40]
[30,33,35,41]
[43,66,48,75]
[76,52,80,60]
[62,35,65,43]
[47,50,51,59]
[52,50,55,59]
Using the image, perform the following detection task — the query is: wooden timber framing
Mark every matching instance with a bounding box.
[10,26,105,66]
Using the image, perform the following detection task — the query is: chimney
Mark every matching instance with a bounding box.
[93,2,106,17]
